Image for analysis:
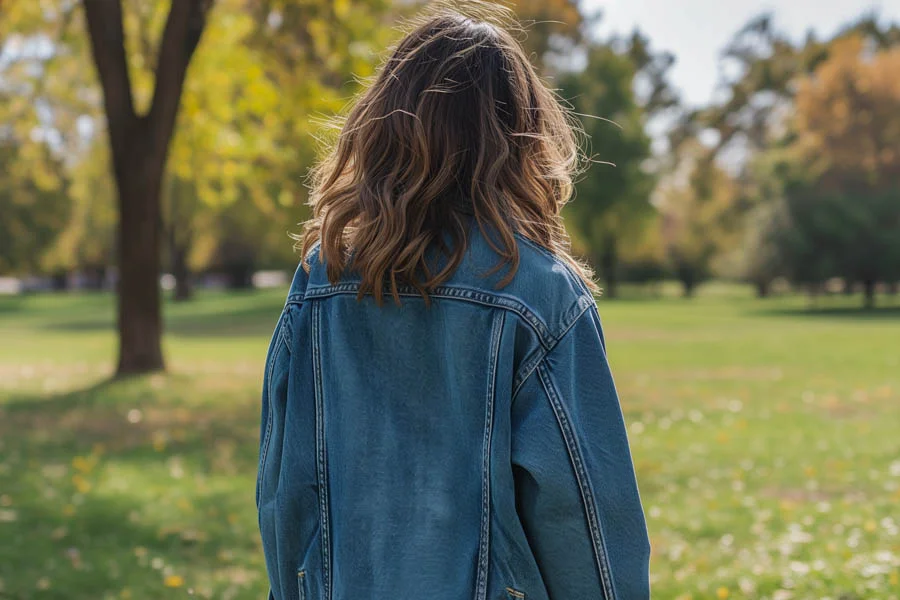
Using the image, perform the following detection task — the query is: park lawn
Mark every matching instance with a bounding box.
[0,286,899,599]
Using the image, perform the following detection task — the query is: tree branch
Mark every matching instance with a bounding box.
[147,0,212,155]
[82,0,136,163]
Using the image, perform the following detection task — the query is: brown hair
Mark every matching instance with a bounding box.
[298,2,595,303]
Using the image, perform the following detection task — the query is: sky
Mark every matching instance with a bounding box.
[582,0,900,107]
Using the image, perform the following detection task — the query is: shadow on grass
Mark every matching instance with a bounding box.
[36,304,281,337]
[37,298,281,338]
[751,305,900,321]
[0,379,267,599]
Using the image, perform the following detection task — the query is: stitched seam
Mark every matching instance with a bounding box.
[474,310,504,600]
[511,299,594,401]
[297,570,306,600]
[303,283,554,349]
[505,587,525,599]
[256,334,287,508]
[537,362,617,600]
[311,301,332,600]
[279,306,295,353]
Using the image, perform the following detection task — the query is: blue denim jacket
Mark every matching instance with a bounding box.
[257,228,650,600]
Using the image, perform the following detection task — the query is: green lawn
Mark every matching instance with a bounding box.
[1,286,898,599]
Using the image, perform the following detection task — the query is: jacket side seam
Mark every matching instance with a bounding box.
[536,361,617,600]
[311,300,333,600]
[256,330,287,510]
[474,310,505,600]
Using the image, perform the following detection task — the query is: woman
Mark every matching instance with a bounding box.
[257,5,650,599]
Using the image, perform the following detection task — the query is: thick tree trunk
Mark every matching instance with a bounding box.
[83,0,211,375]
[863,279,876,310]
[116,162,165,373]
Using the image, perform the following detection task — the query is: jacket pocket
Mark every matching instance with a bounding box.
[297,569,306,600]
[506,586,525,600]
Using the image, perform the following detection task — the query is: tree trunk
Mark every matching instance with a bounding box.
[116,163,165,373]
[169,210,193,302]
[887,281,898,296]
[172,248,193,301]
[754,279,770,298]
[51,271,69,291]
[863,279,876,310]
[678,266,695,297]
[599,236,618,299]
[84,0,211,376]
[227,263,256,290]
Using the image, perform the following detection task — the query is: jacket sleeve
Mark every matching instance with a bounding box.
[511,304,650,600]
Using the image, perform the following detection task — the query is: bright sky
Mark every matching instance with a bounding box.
[583,0,900,107]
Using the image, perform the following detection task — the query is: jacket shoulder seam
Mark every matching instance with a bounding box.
[511,298,594,399]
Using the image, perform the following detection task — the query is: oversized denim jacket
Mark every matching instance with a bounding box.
[258,228,650,600]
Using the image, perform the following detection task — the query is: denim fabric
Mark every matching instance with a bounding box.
[257,228,650,600]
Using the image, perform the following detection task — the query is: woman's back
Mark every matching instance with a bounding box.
[258,5,649,599]
[259,228,648,599]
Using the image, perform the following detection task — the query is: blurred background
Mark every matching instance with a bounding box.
[1,0,899,598]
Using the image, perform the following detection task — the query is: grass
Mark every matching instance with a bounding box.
[0,285,898,599]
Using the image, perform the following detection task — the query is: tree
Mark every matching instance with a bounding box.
[560,41,656,298]
[776,36,900,308]
[508,0,583,66]
[81,0,213,374]
[164,0,393,293]
[0,142,70,275]
[0,1,85,276]
[658,148,738,297]
[41,139,117,286]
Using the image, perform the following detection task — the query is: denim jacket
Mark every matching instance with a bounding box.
[257,228,650,600]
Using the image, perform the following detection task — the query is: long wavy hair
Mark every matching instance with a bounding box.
[299,2,595,303]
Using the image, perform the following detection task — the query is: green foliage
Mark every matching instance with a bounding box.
[41,141,117,273]
[776,183,900,288]
[0,142,71,274]
[752,37,900,306]
[560,41,656,295]
[0,0,395,279]
[687,19,900,304]
[657,145,739,296]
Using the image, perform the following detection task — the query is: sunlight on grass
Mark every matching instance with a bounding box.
[0,287,898,599]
